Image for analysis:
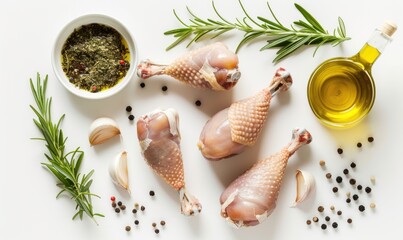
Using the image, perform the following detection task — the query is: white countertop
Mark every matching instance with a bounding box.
[1,0,403,239]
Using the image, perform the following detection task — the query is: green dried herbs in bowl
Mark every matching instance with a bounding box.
[52,14,137,99]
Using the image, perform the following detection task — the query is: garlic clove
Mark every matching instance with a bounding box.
[291,169,315,207]
[109,151,130,193]
[89,117,121,146]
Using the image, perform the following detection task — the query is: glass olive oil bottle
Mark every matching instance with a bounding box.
[307,22,397,128]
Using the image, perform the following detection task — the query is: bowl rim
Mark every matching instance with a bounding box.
[51,13,137,100]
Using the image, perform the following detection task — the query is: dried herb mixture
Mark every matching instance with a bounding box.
[61,23,130,92]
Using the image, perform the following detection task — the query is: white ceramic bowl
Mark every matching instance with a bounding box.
[52,14,137,99]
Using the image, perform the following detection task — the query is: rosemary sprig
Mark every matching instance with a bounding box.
[30,74,103,224]
[164,1,351,63]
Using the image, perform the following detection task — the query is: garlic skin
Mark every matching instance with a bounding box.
[291,169,315,207]
[109,151,130,193]
[89,117,121,146]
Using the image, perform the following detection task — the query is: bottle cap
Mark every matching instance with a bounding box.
[380,21,397,37]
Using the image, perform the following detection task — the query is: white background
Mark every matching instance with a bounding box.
[1,0,403,239]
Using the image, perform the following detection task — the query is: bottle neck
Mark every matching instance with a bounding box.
[353,29,392,69]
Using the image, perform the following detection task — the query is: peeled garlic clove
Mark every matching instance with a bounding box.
[89,117,121,146]
[291,169,315,207]
[109,151,130,193]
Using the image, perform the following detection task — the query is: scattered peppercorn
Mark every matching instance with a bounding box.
[141,205,145,211]
[321,224,327,230]
[337,210,342,216]
[134,203,139,209]
[349,179,356,185]
[132,209,137,214]
[365,187,372,193]
[325,216,330,221]
[368,137,374,142]
[306,220,312,225]
[126,106,132,112]
[359,205,365,212]
[346,198,351,203]
[336,176,343,183]
[332,222,338,229]
[128,115,135,121]
[350,162,356,168]
[115,208,121,213]
[313,216,319,222]
[118,201,122,206]
[195,100,202,106]
[162,86,168,92]
[332,187,339,193]
[357,142,362,148]
[353,194,359,201]
[343,169,349,175]
[110,196,116,201]
[155,229,160,234]
[125,226,131,232]
[370,203,376,209]
[337,148,343,154]
[112,202,117,208]
[357,185,363,190]
[120,205,126,210]
[160,220,166,226]
[319,160,326,167]
[330,206,335,211]
[149,190,155,196]
[347,218,352,224]
[318,206,324,212]
[326,173,332,179]
[140,82,145,88]
[152,222,157,227]
[134,220,139,225]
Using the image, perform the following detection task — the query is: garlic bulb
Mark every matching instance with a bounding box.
[89,117,121,146]
[109,151,130,193]
[291,169,315,207]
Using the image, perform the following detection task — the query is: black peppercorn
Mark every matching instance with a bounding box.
[112,202,117,208]
[326,173,332,179]
[160,220,166,226]
[357,142,362,148]
[350,162,356,168]
[346,198,351,203]
[343,169,349,175]
[347,218,352,224]
[349,179,356,185]
[359,205,365,212]
[336,176,343,183]
[132,209,137,214]
[357,185,363,190]
[325,216,330,221]
[195,100,202,106]
[318,206,324,212]
[333,187,339,193]
[332,222,338,228]
[140,82,145,88]
[306,220,312,225]
[365,187,372,193]
[118,201,122,206]
[152,222,157,227]
[353,194,359,201]
[321,224,327,230]
[149,190,155,196]
[126,106,132,112]
[337,148,343,154]
[134,220,139,225]
[128,115,135,121]
[313,216,319,222]
[141,205,145,211]
[155,229,160,234]
[125,226,131,232]
[368,137,374,142]
[337,210,342,216]
[120,205,126,210]
[115,208,121,213]
[162,86,168,91]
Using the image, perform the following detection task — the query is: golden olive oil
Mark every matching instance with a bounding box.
[307,23,396,128]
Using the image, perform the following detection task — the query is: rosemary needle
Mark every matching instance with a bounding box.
[30,74,103,224]
[165,0,351,63]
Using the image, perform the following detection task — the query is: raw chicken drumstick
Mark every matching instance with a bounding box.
[220,128,312,227]
[137,108,202,216]
[137,42,240,91]
[198,68,292,160]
